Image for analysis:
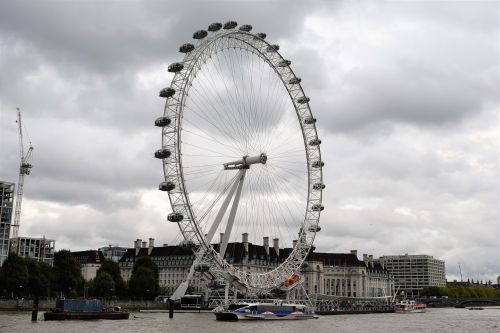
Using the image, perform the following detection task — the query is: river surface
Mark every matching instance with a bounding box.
[0,307,499,333]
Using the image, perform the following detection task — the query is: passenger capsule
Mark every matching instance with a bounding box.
[193,30,208,39]
[239,24,252,32]
[179,43,195,53]
[313,182,325,190]
[311,204,324,211]
[297,96,310,104]
[154,148,171,159]
[159,181,175,192]
[159,87,175,98]
[223,21,238,29]
[308,225,321,233]
[304,117,316,125]
[312,160,324,168]
[288,77,302,84]
[180,240,195,248]
[208,22,223,32]
[278,59,291,67]
[255,32,266,39]
[168,62,184,73]
[309,139,321,146]
[154,116,171,127]
[167,212,184,223]
[194,264,210,272]
[310,245,316,252]
[266,44,279,52]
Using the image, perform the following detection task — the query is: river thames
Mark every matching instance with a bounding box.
[0,307,499,333]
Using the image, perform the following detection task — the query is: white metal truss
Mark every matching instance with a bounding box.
[159,24,324,293]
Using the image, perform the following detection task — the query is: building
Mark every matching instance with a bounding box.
[118,235,394,298]
[9,236,55,265]
[71,250,105,281]
[0,181,15,266]
[98,245,128,262]
[379,254,446,297]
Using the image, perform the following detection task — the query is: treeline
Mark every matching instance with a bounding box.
[421,285,500,298]
[0,251,160,300]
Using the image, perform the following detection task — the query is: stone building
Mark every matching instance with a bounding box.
[71,250,105,281]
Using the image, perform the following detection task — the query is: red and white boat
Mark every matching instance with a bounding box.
[394,300,426,313]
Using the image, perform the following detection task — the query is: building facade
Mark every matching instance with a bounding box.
[0,181,15,266]
[118,236,394,298]
[379,254,446,297]
[9,236,55,265]
[71,250,105,281]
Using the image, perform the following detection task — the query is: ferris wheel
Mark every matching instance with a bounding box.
[155,21,324,294]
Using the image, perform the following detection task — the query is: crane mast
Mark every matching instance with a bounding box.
[12,108,33,239]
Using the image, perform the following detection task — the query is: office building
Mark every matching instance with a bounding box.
[0,181,15,266]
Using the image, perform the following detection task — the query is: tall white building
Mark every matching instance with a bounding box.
[379,254,446,297]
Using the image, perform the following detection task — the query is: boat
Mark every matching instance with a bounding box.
[44,299,129,320]
[394,300,426,313]
[214,302,318,321]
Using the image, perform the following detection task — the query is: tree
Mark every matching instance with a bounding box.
[128,267,158,300]
[97,260,126,297]
[25,258,49,297]
[132,257,159,281]
[93,272,115,298]
[53,250,84,297]
[0,253,28,297]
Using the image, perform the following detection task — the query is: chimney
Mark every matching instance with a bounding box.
[142,241,147,248]
[148,238,154,255]
[273,238,279,255]
[163,243,168,247]
[369,255,374,268]
[293,239,298,248]
[242,233,249,252]
[135,239,142,256]
[350,250,358,258]
[220,233,224,245]
[263,236,269,255]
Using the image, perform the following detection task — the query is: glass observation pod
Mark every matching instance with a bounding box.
[278,59,291,67]
[155,116,171,127]
[159,181,175,192]
[313,182,325,190]
[254,32,266,40]
[179,43,195,53]
[159,87,175,98]
[289,77,302,84]
[304,117,316,125]
[312,160,324,168]
[208,22,222,32]
[309,139,321,146]
[297,96,310,104]
[193,30,208,39]
[223,21,238,29]
[266,44,279,52]
[311,204,324,211]
[168,63,184,73]
[155,148,171,159]
[308,225,321,232]
[168,212,183,222]
[239,24,252,32]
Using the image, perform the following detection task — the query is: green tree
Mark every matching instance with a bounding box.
[53,250,84,297]
[25,258,49,297]
[0,253,28,297]
[97,260,126,297]
[132,257,159,281]
[128,266,158,300]
[93,272,115,298]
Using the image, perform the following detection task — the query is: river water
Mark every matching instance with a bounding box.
[0,307,499,333]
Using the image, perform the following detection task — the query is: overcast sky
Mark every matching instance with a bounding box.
[0,0,498,282]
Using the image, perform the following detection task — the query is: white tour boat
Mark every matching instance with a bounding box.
[214,302,318,321]
[394,300,427,313]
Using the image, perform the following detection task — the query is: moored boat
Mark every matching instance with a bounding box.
[214,302,318,321]
[44,299,129,320]
[394,300,426,313]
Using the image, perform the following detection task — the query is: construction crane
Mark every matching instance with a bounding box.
[12,107,33,239]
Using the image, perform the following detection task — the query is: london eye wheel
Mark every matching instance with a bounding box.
[155,21,324,293]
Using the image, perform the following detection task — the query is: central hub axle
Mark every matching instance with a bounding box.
[224,153,267,170]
